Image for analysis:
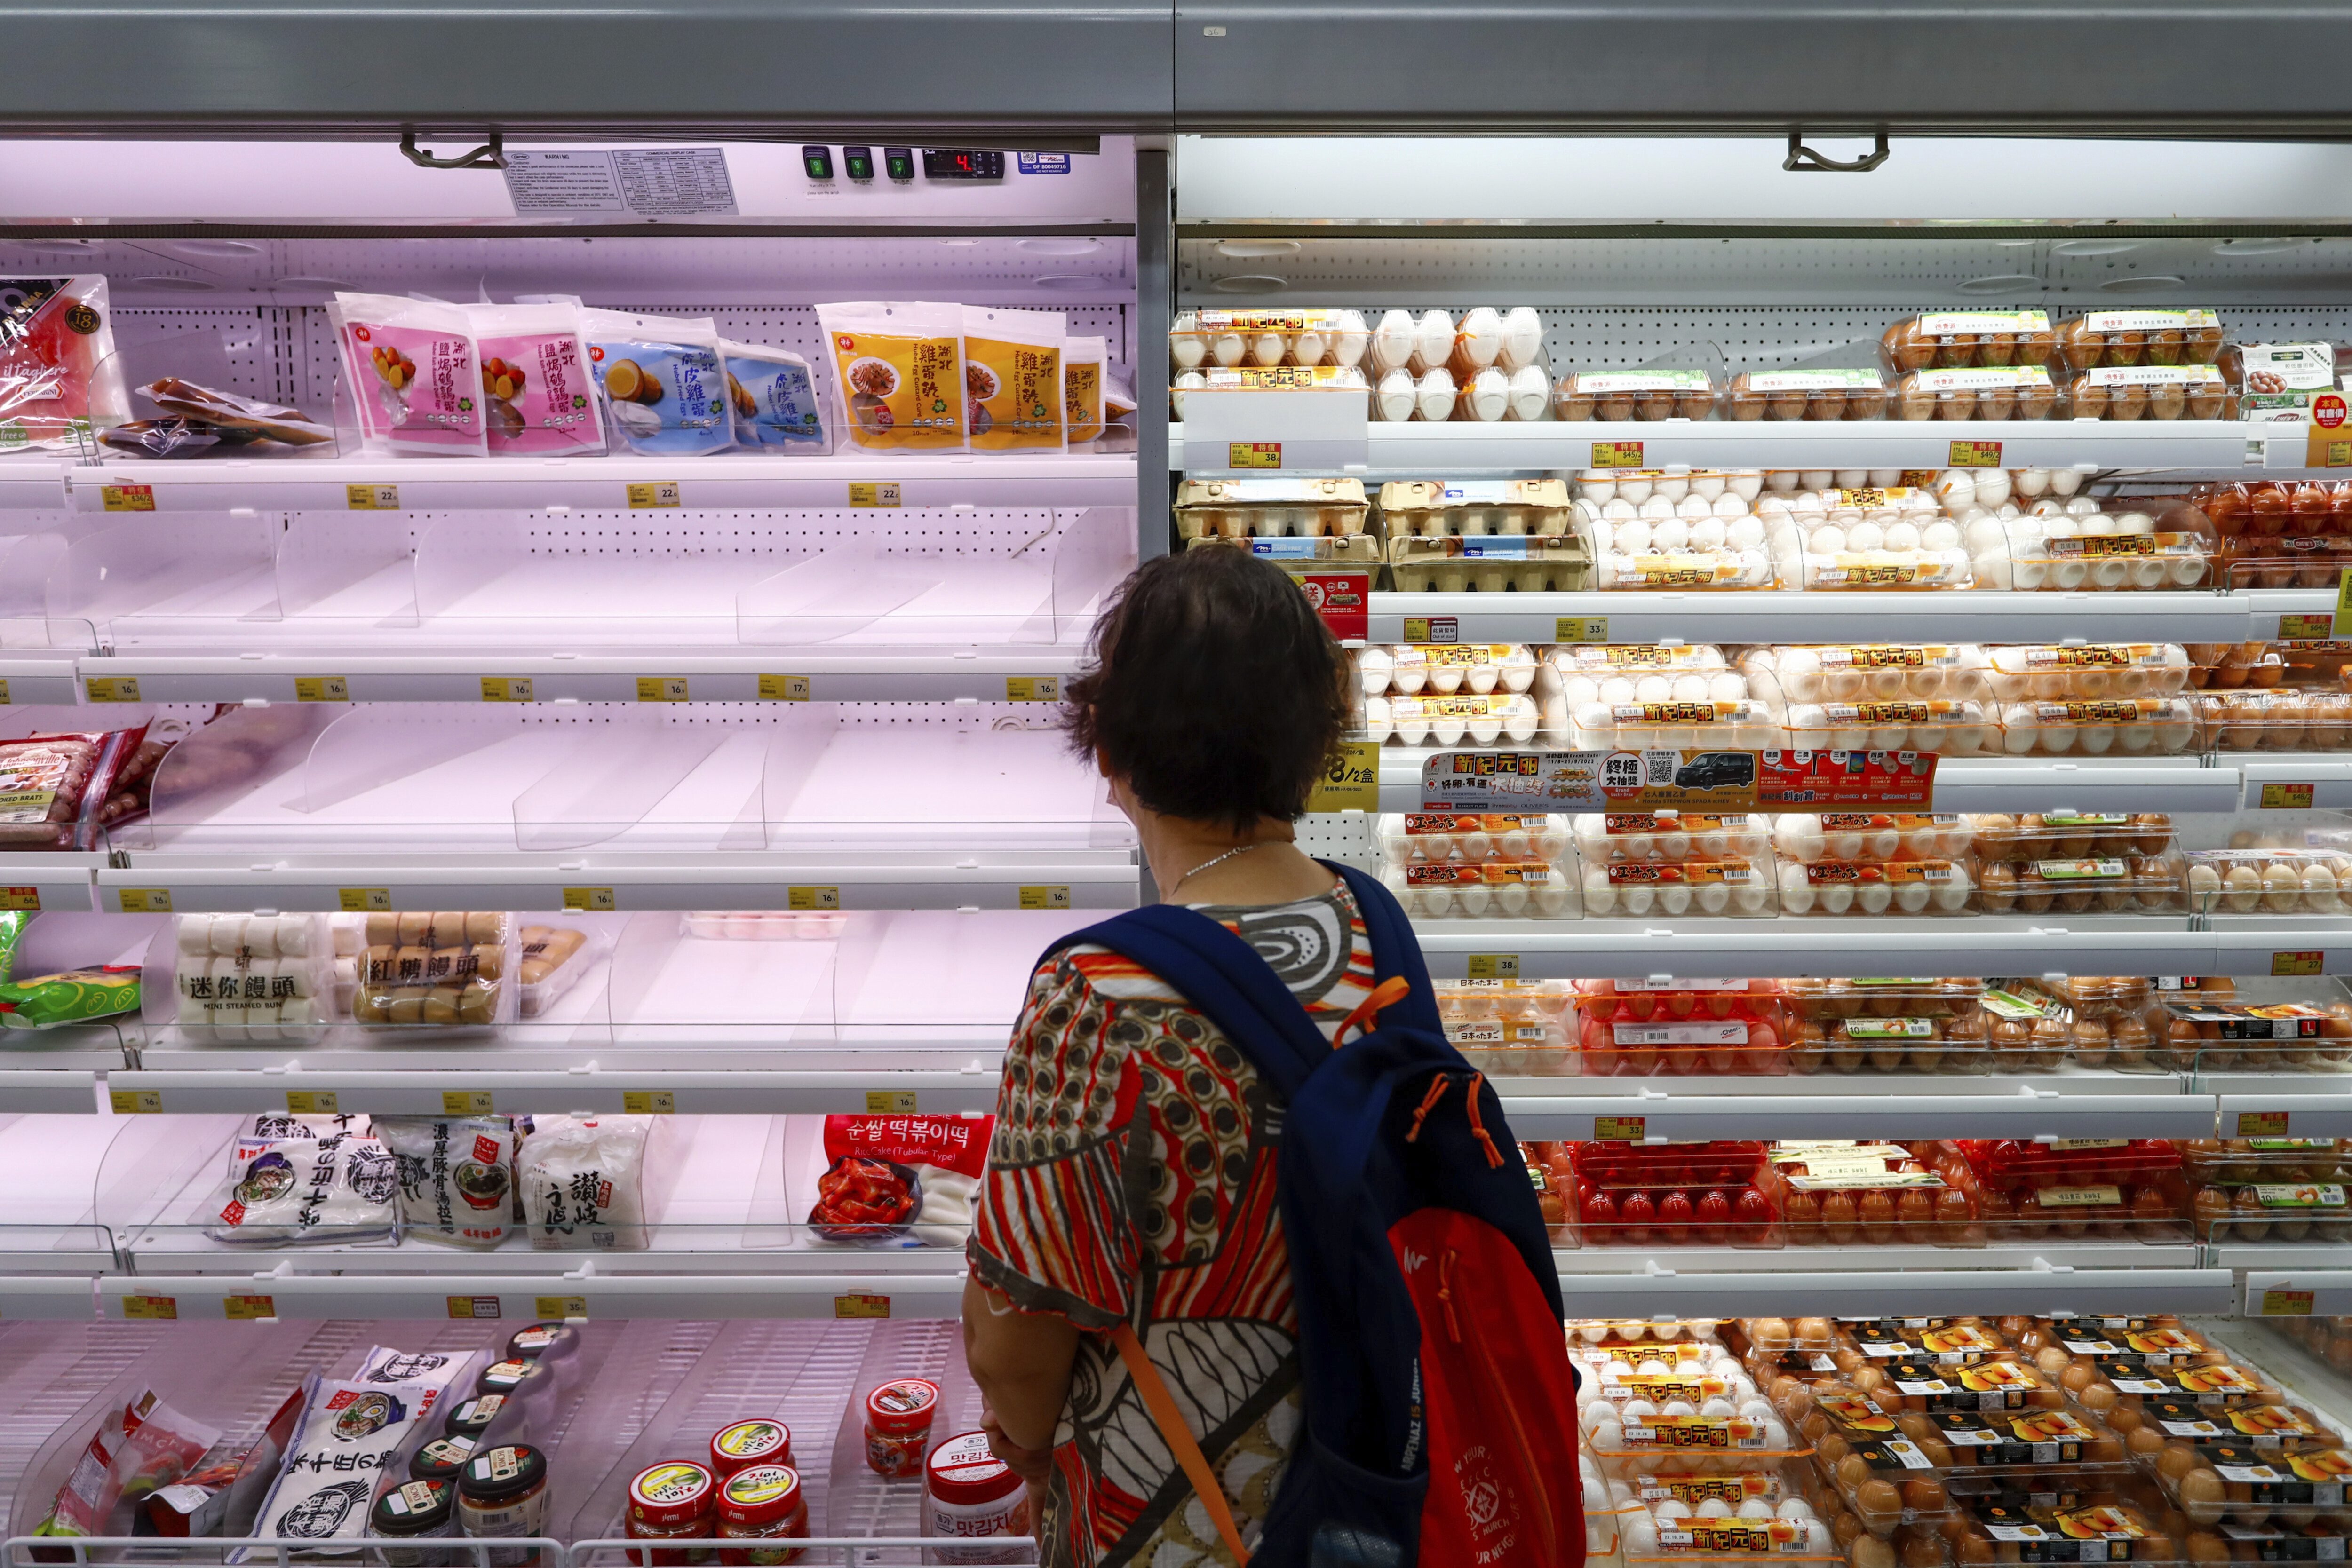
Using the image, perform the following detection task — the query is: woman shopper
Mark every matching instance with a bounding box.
[960,545,1575,1568]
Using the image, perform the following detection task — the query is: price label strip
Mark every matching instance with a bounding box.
[294,676,350,702]
[866,1090,919,1113]
[622,1091,676,1114]
[1420,747,1937,814]
[759,674,811,702]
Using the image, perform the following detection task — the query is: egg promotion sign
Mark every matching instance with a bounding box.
[1420,747,1938,813]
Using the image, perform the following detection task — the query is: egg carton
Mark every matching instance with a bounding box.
[1169,364,1369,417]
[1976,847,2188,915]
[1385,533,1592,592]
[1357,643,1538,699]
[1582,855,1780,919]
[1782,548,1974,590]
[1763,1144,1987,1246]
[1771,855,1977,918]
[1366,691,1543,745]
[2185,642,2283,689]
[1799,1381,2132,1496]
[1387,859,1581,919]
[1772,700,1993,753]
[2162,987,2352,1072]
[1723,369,1894,421]
[1542,644,1749,702]
[1576,470,1766,507]
[1572,812,1774,864]
[1368,364,1551,423]
[1739,646,1987,705]
[2191,1171,2352,1243]
[1182,534,1381,566]
[2053,308,2226,369]
[1881,309,2060,371]
[1363,308,1551,379]
[1554,697,1783,752]
[2052,364,2234,420]
[1969,811,2176,861]
[2279,642,2352,686]
[1554,367,1724,421]
[1173,476,1370,540]
[1977,977,2170,1072]
[1979,645,2194,702]
[2196,478,2352,543]
[1376,478,1574,536]
[1769,815,1977,865]
[1594,549,1780,591]
[1445,1011,1576,1076]
[2184,847,2352,915]
[1570,980,1796,1077]
[1586,494,1774,569]
[1784,1015,1997,1075]
[1996,519,2214,592]
[1168,308,1372,370]
[1991,698,2201,755]
[2193,688,2352,750]
[1891,365,2060,420]
[2217,533,2352,590]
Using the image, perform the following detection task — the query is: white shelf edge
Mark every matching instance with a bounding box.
[1553,1259,2234,1316]
[2243,1267,2352,1316]
[92,1271,969,1322]
[106,1067,1003,1117]
[1365,589,2253,646]
[1410,917,2221,979]
[1503,1088,2216,1141]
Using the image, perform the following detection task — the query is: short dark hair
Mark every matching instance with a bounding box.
[1063,546,1351,831]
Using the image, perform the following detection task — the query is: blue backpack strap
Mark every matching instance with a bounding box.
[1321,860,1442,1037]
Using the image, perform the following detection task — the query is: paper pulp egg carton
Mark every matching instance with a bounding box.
[1183,535,1381,571]
[2192,686,2352,751]
[1168,308,1372,371]
[1387,532,1592,592]
[1377,479,1574,536]
[1357,643,1538,699]
[1570,812,1779,919]
[1374,810,1581,919]
[1174,476,1370,540]
[1880,308,2061,371]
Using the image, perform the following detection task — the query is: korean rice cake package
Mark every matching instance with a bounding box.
[796,1112,993,1249]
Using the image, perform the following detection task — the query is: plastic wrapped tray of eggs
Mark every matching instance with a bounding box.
[1375,810,1580,919]
[1385,531,1594,592]
[1971,814,2185,915]
[1753,478,1970,591]
[1359,643,1537,701]
[1779,978,1995,1075]
[1892,364,2060,420]
[1168,308,1373,372]
[1577,468,1779,590]
[1740,646,1988,705]
[2191,687,2352,751]
[1974,975,2169,1072]
[2181,1136,2352,1241]
[1365,690,1542,746]
[1599,1471,1836,1568]
[1982,644,2194,702]
[1774,698,1993,754]
[1555,366,1725,421]
[1990,697,2200,757]
[2219,531,2352,591]
[2054,309,2227,370]
[1438,980,1574,1075]
[2157,976,2352,1072]
[2183,846,2352,916]
[1571,979,1793,1077]
[1955,1136,2193,1241]
[1567,1139,1787,1251]
[1377,479,1573,536]
[1760,1141,1986,1246]
[1571,812,1779,919]
[1769,814,1978,919]
[1172,476,1370,540]
[1561,695,1782,752]
[2197,480,2352,588]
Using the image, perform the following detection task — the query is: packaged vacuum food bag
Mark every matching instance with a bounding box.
[351,910,511,1031]
[722,340,826,451]
[815,300,967,452]
[462,301,606,456]
[1,275,127,453]
[580,307,732,456]
[521,1112,654,1250]
[206,1128,400,1246]
[173,913,337,1043]
[0,909,139,1028]
[1064,334,1107,443]
[0,728,135,851]
[802,1113,992,1248]
[240,1355,467,1558]
[328,293,486,456]
[962,306,1065,453]
[109,376,334,458]
[33,1389,222,1540]
[374,1115,526,1249]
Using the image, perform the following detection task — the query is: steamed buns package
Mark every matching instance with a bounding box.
[797,1112,992,1248]
[962,306,1065,453]
[580,308,733,456]
[329,293,486,456]
[814,301,966,452]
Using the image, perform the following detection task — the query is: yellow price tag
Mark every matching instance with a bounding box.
[1307,740,1380,813]
[2309,429,2352,469]
[1556,617,1609,643]
[285,1090,338,1115]
[345,483,400,510]
[0,887,39,912]
[636,676,691,702]
[84,675,140,702]
[338,887,392,912]
[834,1293,891,1319]
[100,484,155,512]
[563,887,618,911]
[1594,1116,1647,1142]
[109,1089,163,1114]
[536,1295,588,1320]
[224,1294,277,1320]
[1591,441,1643,469]
[2273,950,2327,977]
[621,1091,676,1114]
[2283,614,2336,640]
[865,1090,919,1113]
[2238,1111,2292,1137]
[759,674,811,702]
[294,676,350,702]
[2261,784,2317,810]
[0,679,11,704]
[1948,439,2003,468]
[788,886,841,911]
[848,482,903,507]
[116,888,172,913]
[2337,568,2352,623]
[1005,676,1061,703]
[1227,442,1282,469]
[121,1294,177,1320]
[1465,954,1521,980]
[446,1295,501,1319]
[442,1090,496,1115]
[1019,885,1073,910]
[627,482,682,509]
[2263,1289,2316,1316]
[480,676,535,702]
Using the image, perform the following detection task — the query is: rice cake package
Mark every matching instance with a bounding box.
[461,302,605,456]
[374,1116,524,1249]
[815,300,966,452]
[962,306,1065,453]
[800,1112,992,1249]
[1,275,128,454]
[329,293,486,456]
[580,308,733,456]
[722,340,827,451]
[1064,335,1107,443]
[520,1112,654,1251]
[207,1131,399,1246]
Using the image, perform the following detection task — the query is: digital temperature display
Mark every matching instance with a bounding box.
[921,149,1005,181]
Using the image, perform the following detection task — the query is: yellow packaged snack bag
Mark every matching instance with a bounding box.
[814,301,966,452]
[961,306,1065,454]
[1064,334,1106,445]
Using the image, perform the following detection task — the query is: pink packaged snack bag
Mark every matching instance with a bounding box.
[328,293,486,456]
[463,301,606,456]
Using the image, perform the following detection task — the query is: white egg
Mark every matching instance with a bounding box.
[1791,491,1827,515]
[1846,521,1886,553]
[1973,470,2013,507]
[1726,516,1765,550]
[1755,493,1791,518]
[1615,520,1654,554]
[1710,492,1747,519]
[1675,493,1712,519]
[1922,520,1962,551]
[1832,468,1867,489]
[2012,468,2049,497]
[2066,494,2099,516]
[1661,1399,1698,1420]
[1799,469,1832,490]
[1882,521,1922,552]
[1808,524,1847,556]
[1763,469,1799,492]
[1691,518,1729,552]
[1777,862,1815,914]
[1652,519,1691,552]
[1805,1520,1833,1554]
[1617,476,1653,506]
[1591,1418,1623,1452]
[1696,1498,1734,1520]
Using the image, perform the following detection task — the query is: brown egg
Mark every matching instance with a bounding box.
[1833,1511,1868,1550]
[2036,1346,2073,1377]
[1953,1535,1996,1567]
[2085,1431,2125,1464]
[1901,1478,1948,1514]
[1917,1439,1955,1469]
[1900,1535,1944,1568]
[2060,1362,2097,1394]
[2078,1383,2120,1418]
[2127,1425,2168,1460]
[1897,1412,1938,1442]
[2185,1530,2231,1566]
[2179,1469,2228,1525]
[1852,1537,1899,1568]
[2157,1444,2202,1485]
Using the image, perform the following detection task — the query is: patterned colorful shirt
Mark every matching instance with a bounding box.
[969,879,1376,1567]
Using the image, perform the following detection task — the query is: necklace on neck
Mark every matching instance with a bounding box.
[1167,839,1283,899]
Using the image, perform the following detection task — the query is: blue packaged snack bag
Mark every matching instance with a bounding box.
[579,308,733,456]
[721,341,827,452]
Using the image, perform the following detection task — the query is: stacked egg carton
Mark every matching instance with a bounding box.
[1363,307,1552,423]
[1767,813,1978,918]
[1356,642,1542,745]
[1573,470,1779,590]
[1535,644,1777,751]
[1167,308,1372,415]
[1378,479,1591,592]
[1572,811,1780,918]
[1738,645,1994,754]
[1978,644,2200,754]
[1752,478,1971,590]
[1375,812,1581,919]
[1931,467,2216,591]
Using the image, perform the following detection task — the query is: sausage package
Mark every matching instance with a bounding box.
[1064,335,1107,443]
[962,306,1065,453]
[721,340,827,451]
[815,300,967,452]
[329,293,487,456]
[581,308,733,456]
[1,275,128,454]
[461,302,606,456]
[520,1112,655,1251]
[0,728,135,851]
[373,1115,526,1250]
[800,1112,992,1249]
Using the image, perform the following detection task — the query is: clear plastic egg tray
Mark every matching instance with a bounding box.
[1365,691,1543,746]
[2158,977,2352,1072]
[2197,480,2352,588]
[1780,980,1995,1076]
[1891,365,2060,420]
[1376,478,1574,536]
[1771,815,1977,865]
[2183,1137,2352,1242]
[2053,308,2226,368]
[1980,976,2169,1071]
[1173,476,1370,540]
[2192,688,2352,751]
[1571,980,1794,1077]
[1765,1142,1986,1248]
[1356,643,1539,699]
[1774,700,1993,754]
[1438,978,1574,1075]
[1555,367,1724,421]
[1723,368,1894,422]
[1386,533,1592,592]
[1740,646,1986,705]
[1992,698,2200,756]
[2183,846,2352,915]
[1880,309,2061,371]
[1771,855,1977,918]
[1560,698,1782,752]
[1376,811,1581,920]
[1168,308,1373,370]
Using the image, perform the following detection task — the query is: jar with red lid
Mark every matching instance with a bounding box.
[708,1420,792,1479]
[863,1378,940,1478]
[924,1431,1028,1564]
[714,1465,808,1566]
[624,1460,716,1567]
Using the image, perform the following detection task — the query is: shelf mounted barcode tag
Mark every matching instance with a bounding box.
[622,1091,676,1115]
[1227,442,1281,469]
[339,888,392,912]
[294,676,350,703]
[563,887,618,911]
[1005,676,1060,703]
[866,1090,918,1113]
[2273,950,2327,977]
[224,1294,277,1321]
[443,1090,495,1115]
[446,1295,501,1319]
[758,674,811,701]
[536,1295,588,1320]
[2282,614,2336,640]
[1466,954,1521,980]
[101,484,155,512]
[1019,885,1072,910]
[345,483,400,510]
[834,1293,891,1319]
[2263,1289,2316,1316]
[2238,1111,2291,1137]
[1402,617,1459,645]
[2260,783,2317,810]
[848,482,902,507]
[1594,1116,1646,1142]
[1556,616,1609,643]
[1948,439,2002,468]
[85,675,140,702]
[636,676,690,702]
[1591,441,1642,469]
[121,1294,177,1320]
[285,1090,338,1115]
[787,886,841,911]
[2337,566,2352,624]
[480,677,535,702]
[627,481,682,508]
[116,888,172,913]
[0,888,38,911]
[109,1089,163,1114]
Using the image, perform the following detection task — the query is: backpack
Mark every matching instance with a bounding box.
[1046,859,1583,1568]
